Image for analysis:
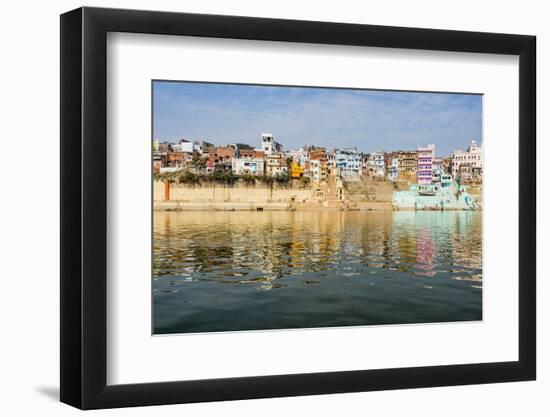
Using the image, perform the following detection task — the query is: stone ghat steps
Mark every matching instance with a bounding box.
[292,201,343,210]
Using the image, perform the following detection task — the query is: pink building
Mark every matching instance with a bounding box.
[417,144,435,185]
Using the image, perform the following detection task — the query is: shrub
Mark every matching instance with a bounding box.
[211,170,238,186]
[241,174,256,186]
[191,153,207,169]
[179,171,201,185]
[273,172,290,185]
[259,175,274,186]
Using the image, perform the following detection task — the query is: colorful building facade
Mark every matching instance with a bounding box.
[417,144,435,185]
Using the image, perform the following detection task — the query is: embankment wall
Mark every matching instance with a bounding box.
[153,181,314,204]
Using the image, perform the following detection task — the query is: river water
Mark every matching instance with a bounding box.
[153,210,482,334]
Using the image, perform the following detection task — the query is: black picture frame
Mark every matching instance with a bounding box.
[60,6,536,410]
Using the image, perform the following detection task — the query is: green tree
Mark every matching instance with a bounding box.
[274,172,290,185]
[179,171,201,185]
[241,173,256,186]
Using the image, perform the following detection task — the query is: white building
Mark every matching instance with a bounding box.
[451,140,483,180]
[261,133,283,155]
[366,152,386,177]
[325,151,337,175]
[387,158,399,182]
[286,147,309,165]
[171,139,194,153]
[335,148,361,179]
[310,160,322,183]
[432,157,444,182]
[232,158,265,176]
[192,140,203,154]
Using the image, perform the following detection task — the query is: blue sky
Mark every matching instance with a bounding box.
[153,81,482,156]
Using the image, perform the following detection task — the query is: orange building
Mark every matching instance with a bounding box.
[290,161,305,178]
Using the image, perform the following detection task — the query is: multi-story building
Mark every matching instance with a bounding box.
[232,157,265,176]
[166,151,190,169]
[154,140,173,154]
[471,166,483,182]
[417,144,435,185]
[398,151,417,173]
[456,164,483,183]
[451,140,483,182]
[290,161,305,178]
[205,146,235,173]
[204,145,234,160]
[361,153,369,172]
[386,156,399,182]
[192,140,213,154]
[432,157,444,183]
[310,159,322,183]
[442,156,452,175]
[265,153,288,177]
[335,148,361,179]
[366,152,386,177]
[458,164,473,181]
[304,160,315,179]
[192,140,203,154]
[394,151,418,183]
[287,147,309,165]
[309,147,328,183]
[171,139,194,153]
[261,133,283,155]
[326,151,336,176]
[308,147,326,161]
[238,149,265,160]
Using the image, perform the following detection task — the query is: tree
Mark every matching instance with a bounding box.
[191,152,207,170]
[274,172,290,185]
[179,171,201,185]
[241,173,256,186]
[299,176,311,188]
[235,143,254,150]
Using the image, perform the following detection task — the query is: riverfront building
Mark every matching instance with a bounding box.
[309,147,328,183]
[153,132,482,192]
[204,146,235,173]
[386,156,399,182]
[399,151,418,173]
[335,148,361,179]
[171,139,194,153]
[287,147,309,165]
[265,153,288,177]
[154,139,174,154]
[366,152,386,177]
[290,161,305,178]
[417,144,435,185]
[232,157,265,176]
[396,151,418,183]
[432,157,444,183]
[261,133,283,155]
[451,140,483,182]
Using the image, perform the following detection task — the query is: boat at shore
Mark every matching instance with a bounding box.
[392,175,480,211]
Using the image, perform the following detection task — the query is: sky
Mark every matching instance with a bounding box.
[153,81,482,156]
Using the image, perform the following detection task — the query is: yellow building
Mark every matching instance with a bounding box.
[290,161,305,178]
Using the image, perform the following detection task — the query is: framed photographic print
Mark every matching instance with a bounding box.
[60,6,536,409]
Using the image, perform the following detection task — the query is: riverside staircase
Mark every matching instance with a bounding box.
[291,175,346,210]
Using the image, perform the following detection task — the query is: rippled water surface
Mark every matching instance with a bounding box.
[153,210,482,334]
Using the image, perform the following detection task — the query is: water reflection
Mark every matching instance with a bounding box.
[153,211,482,333]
